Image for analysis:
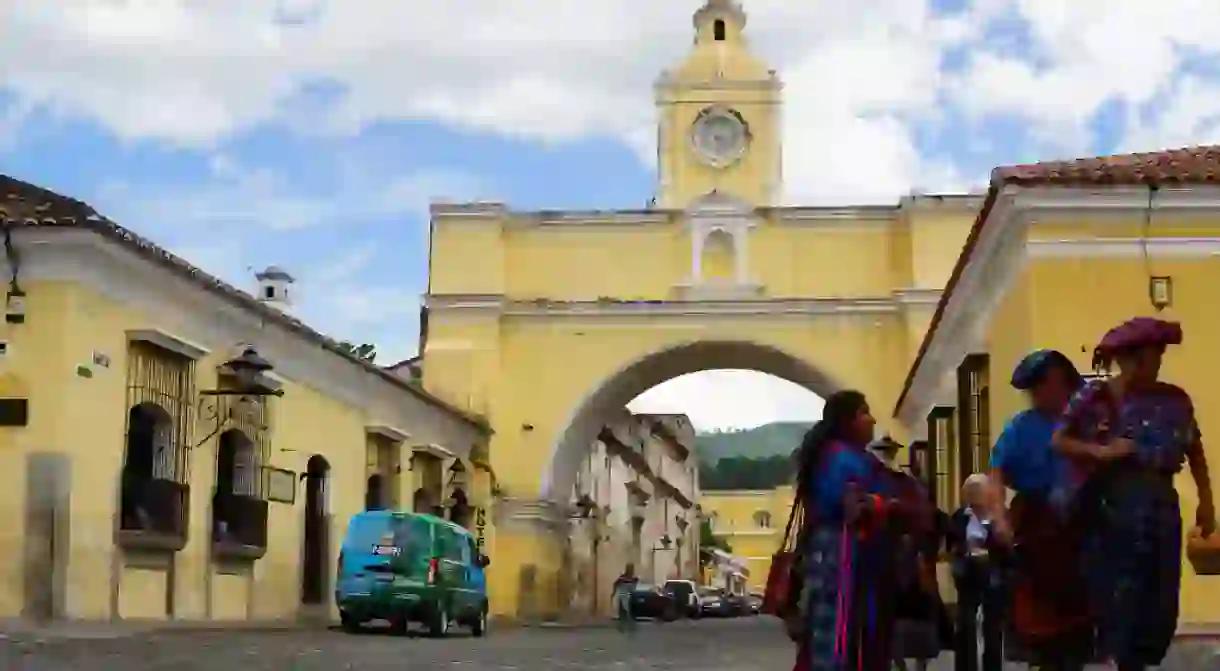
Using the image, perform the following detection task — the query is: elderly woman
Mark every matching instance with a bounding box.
[1053,317,1216,671]
[988,349,1094,670]
[947,474,1004,671]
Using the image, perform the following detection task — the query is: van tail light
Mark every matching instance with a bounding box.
[427,558,439,585]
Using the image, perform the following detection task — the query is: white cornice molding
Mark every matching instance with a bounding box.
[15,228,482,459]
[413,442,456,460]
[424,294,927,317]
[1028,237,1220,258]
[1013,185,1220,214]
[897,184,1220,427]
[366,424,412,443]
[126,328,210,361]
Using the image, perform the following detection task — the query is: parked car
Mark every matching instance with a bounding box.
[696,586,733,618]
[723,591,749,616]
[663,579,699,618]
[335,510,489,638]
[629,583,678,621]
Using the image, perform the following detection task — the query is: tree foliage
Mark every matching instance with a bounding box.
[698,517,732,567]
[699,454,794,490]
[337,341,377,362]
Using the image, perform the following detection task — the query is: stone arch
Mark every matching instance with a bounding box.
[540,339,842,500]
[753,510,772,529]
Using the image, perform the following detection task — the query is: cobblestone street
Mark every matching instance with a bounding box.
[0,617,1215,670]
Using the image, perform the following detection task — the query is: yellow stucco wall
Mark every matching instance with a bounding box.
[0,278,473,622]
[965,215,1220,627]
[699,487,795,592]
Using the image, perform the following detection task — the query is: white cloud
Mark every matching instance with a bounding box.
[0,0,979,204]
[628,370,825,432]
[946,0,1220,155]
[8,0,1220,427]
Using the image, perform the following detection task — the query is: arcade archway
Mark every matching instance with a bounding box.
[541,339,841,501]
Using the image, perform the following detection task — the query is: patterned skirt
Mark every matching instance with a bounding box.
[798,525,895,671]
[1084,473,1182,666]
[1006,493,1095,664]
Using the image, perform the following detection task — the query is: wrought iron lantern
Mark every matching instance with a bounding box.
[447,459,467,490]
[196,346,283,448]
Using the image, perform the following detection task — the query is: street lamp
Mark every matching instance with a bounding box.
[447,459,468,490]
[196,346,283,448]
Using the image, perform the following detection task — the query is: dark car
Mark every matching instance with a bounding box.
[696,586,733,617]
[723,591,748,616]
[629,583,677,621]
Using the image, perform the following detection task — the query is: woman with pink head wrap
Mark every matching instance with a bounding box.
[1052,317,1216,670]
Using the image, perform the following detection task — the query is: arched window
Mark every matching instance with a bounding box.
[713,19,726,41]
[753,510,772,529]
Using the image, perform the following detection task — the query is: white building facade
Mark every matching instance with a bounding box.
[564,411,700,617]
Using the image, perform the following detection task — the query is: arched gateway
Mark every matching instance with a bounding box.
[420,0,977,618]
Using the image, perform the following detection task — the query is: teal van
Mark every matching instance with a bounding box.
[335,510,490,637]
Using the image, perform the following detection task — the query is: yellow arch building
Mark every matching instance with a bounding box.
[422,0,1220,629]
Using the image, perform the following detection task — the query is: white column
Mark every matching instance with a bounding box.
[690,225,705,282]
[731,223,748,284]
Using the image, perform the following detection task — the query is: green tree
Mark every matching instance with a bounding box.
[699,454,794,490]
[337,341,377,362]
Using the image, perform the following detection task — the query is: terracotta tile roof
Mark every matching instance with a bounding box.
[0,174,489,432]
[893,145,1220,418]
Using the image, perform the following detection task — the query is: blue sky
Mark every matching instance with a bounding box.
[3,1,1219,430]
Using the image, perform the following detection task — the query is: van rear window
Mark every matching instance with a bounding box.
[345,515,430,556]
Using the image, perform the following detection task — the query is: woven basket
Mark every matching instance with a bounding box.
[1186,527,1220,575]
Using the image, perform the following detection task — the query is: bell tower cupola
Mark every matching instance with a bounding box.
[654,0,783,209]
[693,0,747,45]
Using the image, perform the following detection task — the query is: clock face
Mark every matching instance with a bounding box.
[692,108,748,167]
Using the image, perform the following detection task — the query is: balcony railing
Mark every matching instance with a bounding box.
[212,492,269,560]
[117,478,190,552]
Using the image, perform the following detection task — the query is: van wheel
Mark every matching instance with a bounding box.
[428,604,450,638]
[339,611,361,634]
[470,607,488,638]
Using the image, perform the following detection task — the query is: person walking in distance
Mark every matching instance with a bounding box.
[612,563,639,633]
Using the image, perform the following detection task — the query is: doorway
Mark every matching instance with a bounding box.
[364,473,384,511]
[300,454,330,605]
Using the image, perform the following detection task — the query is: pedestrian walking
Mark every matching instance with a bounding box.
[988,349,1095,670]
[787,390,929,671]
[612,563,639,633]
[1053,317,1216,671]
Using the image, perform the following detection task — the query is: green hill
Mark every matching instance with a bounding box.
[694,421,811,465]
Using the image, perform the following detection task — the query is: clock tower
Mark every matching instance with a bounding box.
[655,0,782,209]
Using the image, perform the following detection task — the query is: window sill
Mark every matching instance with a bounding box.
[213,540,267,562]
[116,529,187,553]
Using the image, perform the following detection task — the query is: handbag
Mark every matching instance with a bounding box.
[762,496,806,616]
